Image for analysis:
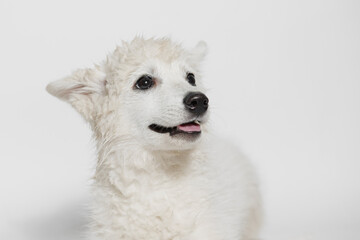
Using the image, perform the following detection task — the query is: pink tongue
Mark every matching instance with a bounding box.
[178,123,201,132]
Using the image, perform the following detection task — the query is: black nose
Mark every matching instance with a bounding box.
[183,92,209,116]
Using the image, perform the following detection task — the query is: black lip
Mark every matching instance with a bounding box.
[148,124,177,134]
[149,121,201,136]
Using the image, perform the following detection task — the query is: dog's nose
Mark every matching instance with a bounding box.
[183,92,209,116]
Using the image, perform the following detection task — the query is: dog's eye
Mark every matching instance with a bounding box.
[186,73,196,86]
[135,75,154,90]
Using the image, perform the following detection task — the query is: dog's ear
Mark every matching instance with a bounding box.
[46,67,107,121]
[188,41,208,65]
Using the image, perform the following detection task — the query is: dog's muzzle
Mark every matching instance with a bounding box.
[148,92,208,137]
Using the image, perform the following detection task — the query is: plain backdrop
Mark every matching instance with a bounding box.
[1,0,359,239]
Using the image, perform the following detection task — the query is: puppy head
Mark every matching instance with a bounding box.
[47,37,209,151]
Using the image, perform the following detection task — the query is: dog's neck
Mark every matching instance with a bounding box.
[93,135,199,191]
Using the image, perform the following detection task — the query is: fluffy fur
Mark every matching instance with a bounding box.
[47,37,262,240]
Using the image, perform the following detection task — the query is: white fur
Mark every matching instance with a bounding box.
[47,37,262,240]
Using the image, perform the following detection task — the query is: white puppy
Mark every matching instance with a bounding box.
[47,37,261,240]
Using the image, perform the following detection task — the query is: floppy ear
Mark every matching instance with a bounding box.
[188,41,208,65]
[46,67,106,121]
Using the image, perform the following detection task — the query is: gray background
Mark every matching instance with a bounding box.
[1,0,359,239]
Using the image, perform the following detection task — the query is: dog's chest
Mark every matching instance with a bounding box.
[92,157,211,239]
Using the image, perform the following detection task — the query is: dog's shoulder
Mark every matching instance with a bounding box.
[201,134,251,166]
[198,134,259,189]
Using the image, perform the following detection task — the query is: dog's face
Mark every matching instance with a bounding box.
[120,57,209,151]
[47,38,209,151]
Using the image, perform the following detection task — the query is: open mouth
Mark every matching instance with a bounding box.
[149,120,201,136]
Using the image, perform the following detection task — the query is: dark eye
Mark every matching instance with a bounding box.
[135,75,154,90]
[186,72,196,86]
